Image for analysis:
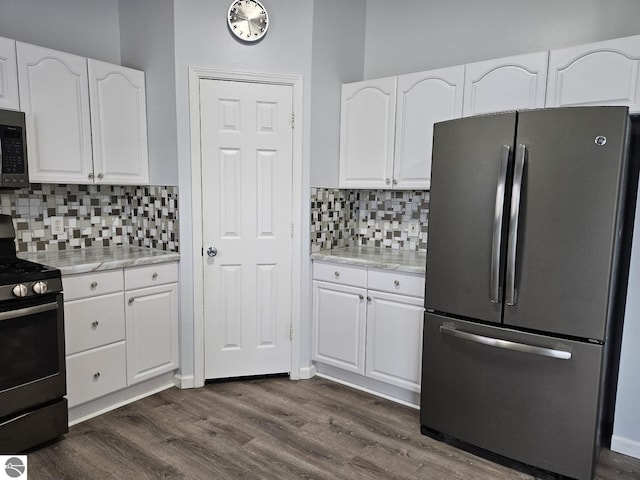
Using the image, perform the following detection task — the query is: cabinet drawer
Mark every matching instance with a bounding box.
[125,262,178,290]
[63,270,123,301]
[65,293,125,355]
[66,341,127,408]
[313,261,367,287]
[367,269,425,298]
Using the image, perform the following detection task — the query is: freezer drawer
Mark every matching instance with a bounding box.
[420,313,604,480]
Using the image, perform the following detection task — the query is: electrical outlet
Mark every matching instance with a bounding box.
[51,216,64,235]
[408,221,420,237]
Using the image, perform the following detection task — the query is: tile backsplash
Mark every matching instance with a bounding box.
[1,184,178,253]
[311,188,429,252]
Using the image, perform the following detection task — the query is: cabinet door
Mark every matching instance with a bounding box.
[0,37,19,110]
[312,280,367,374]
[395,66,464,190]
[547,34,640,112]
[88,59,149,185]
[339,77,396,188]
[463,51,548,117]
[366,291,424,392]
[16,42,93,183]
[125,283,178,385]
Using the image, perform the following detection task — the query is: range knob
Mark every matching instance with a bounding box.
[33,281,48,295]
[13,284,28,298]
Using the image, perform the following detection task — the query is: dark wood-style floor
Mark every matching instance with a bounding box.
[28,376,640,479]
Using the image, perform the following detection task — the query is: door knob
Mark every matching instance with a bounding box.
[207,246,218,257]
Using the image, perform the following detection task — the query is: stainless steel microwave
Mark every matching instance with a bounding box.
[0,109,29,189]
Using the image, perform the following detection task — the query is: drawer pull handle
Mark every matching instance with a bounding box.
[394,280,400,287]
[334,271,340,277]
[128,298,135,306]
[90,281,98,290]
[93,372,101,381]
[152,272,158,280]
[91,321,99,329]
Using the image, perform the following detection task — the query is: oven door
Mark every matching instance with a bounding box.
[0,293,65,419]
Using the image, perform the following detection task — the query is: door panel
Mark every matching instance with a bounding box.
[425,113,517,323]
[504,107,629,340]
[201,79,293,379]
[421,313,603,480]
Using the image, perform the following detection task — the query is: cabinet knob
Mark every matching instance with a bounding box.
[358,294,364,300]
[367,296,372,302]
[385,178,390,185]
[392,179,398,185]
[97,173,104,180]
[152,272,158,280]
[394,280,400,287]
[90,281,98,290]
[91,321,99,329]
[334,271,340,277]
[93,372,101,381]
[88,173,94,179]
[128,297,135,306]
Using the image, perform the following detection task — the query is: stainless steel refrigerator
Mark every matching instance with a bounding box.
[420,106,638,480]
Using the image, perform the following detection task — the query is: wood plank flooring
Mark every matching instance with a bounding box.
[27,376,640,479]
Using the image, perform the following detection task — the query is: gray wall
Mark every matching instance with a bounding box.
[363,0,640,79]
[0,0,121,63]
[119,0,179,186]
[309,0,366,188]
[172,0,315,378]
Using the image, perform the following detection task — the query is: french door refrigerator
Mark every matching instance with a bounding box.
[420,106,638,480]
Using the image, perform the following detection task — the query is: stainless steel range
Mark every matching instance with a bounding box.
[0,215,67,453]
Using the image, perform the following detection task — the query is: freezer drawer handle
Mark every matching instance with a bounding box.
[490,145,511,303]
[505,144,526,306]
[439,325,572,360]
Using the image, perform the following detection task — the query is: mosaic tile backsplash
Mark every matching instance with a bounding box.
[1,184,178,253]
[310,188,429,252]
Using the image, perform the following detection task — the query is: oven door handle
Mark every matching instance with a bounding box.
[0,302,58,322]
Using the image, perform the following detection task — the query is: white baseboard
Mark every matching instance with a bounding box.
[174,373,196,389]
[298,364,317,380]
[611,435,640,460]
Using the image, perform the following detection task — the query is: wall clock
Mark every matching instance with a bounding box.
[228,0,269,42]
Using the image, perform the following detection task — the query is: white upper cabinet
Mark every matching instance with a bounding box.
[339,76,397,189]
[17,42,93,183]
[395,66,464,189]
[88,59,149,185]
[546,34,640,112]
[463,51,549,117]
[0,37,19,111]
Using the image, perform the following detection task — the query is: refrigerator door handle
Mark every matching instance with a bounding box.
[490,145,511,303]
[505,143,526,306]
[439,325,572,360]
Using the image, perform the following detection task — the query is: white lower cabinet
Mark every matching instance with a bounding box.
[366,291,424,392]
[312,261,425,401]
[63,261,179,410]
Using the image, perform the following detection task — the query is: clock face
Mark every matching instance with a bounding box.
[228,0,269,42]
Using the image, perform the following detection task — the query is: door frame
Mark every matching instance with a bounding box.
[189,67,303,386]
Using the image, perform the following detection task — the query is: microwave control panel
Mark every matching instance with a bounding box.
[0,110,29,189]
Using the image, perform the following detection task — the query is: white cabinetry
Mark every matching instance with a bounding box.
[125,263,179,385]
[63,261,178,409]
[463,51,548,117]
[16,41,149,184]
[0,36,19,110]
[64,270,126,408]
[16,42,93,184]
[88,59,149,185]
[339,77,397,189]
[339,68,464,190]
[312,261,425,402]
[546,34,640,112]
[395,66,464,189]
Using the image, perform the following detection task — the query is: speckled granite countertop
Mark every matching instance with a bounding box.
[18,246,180,276]
[311,246,426,274]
